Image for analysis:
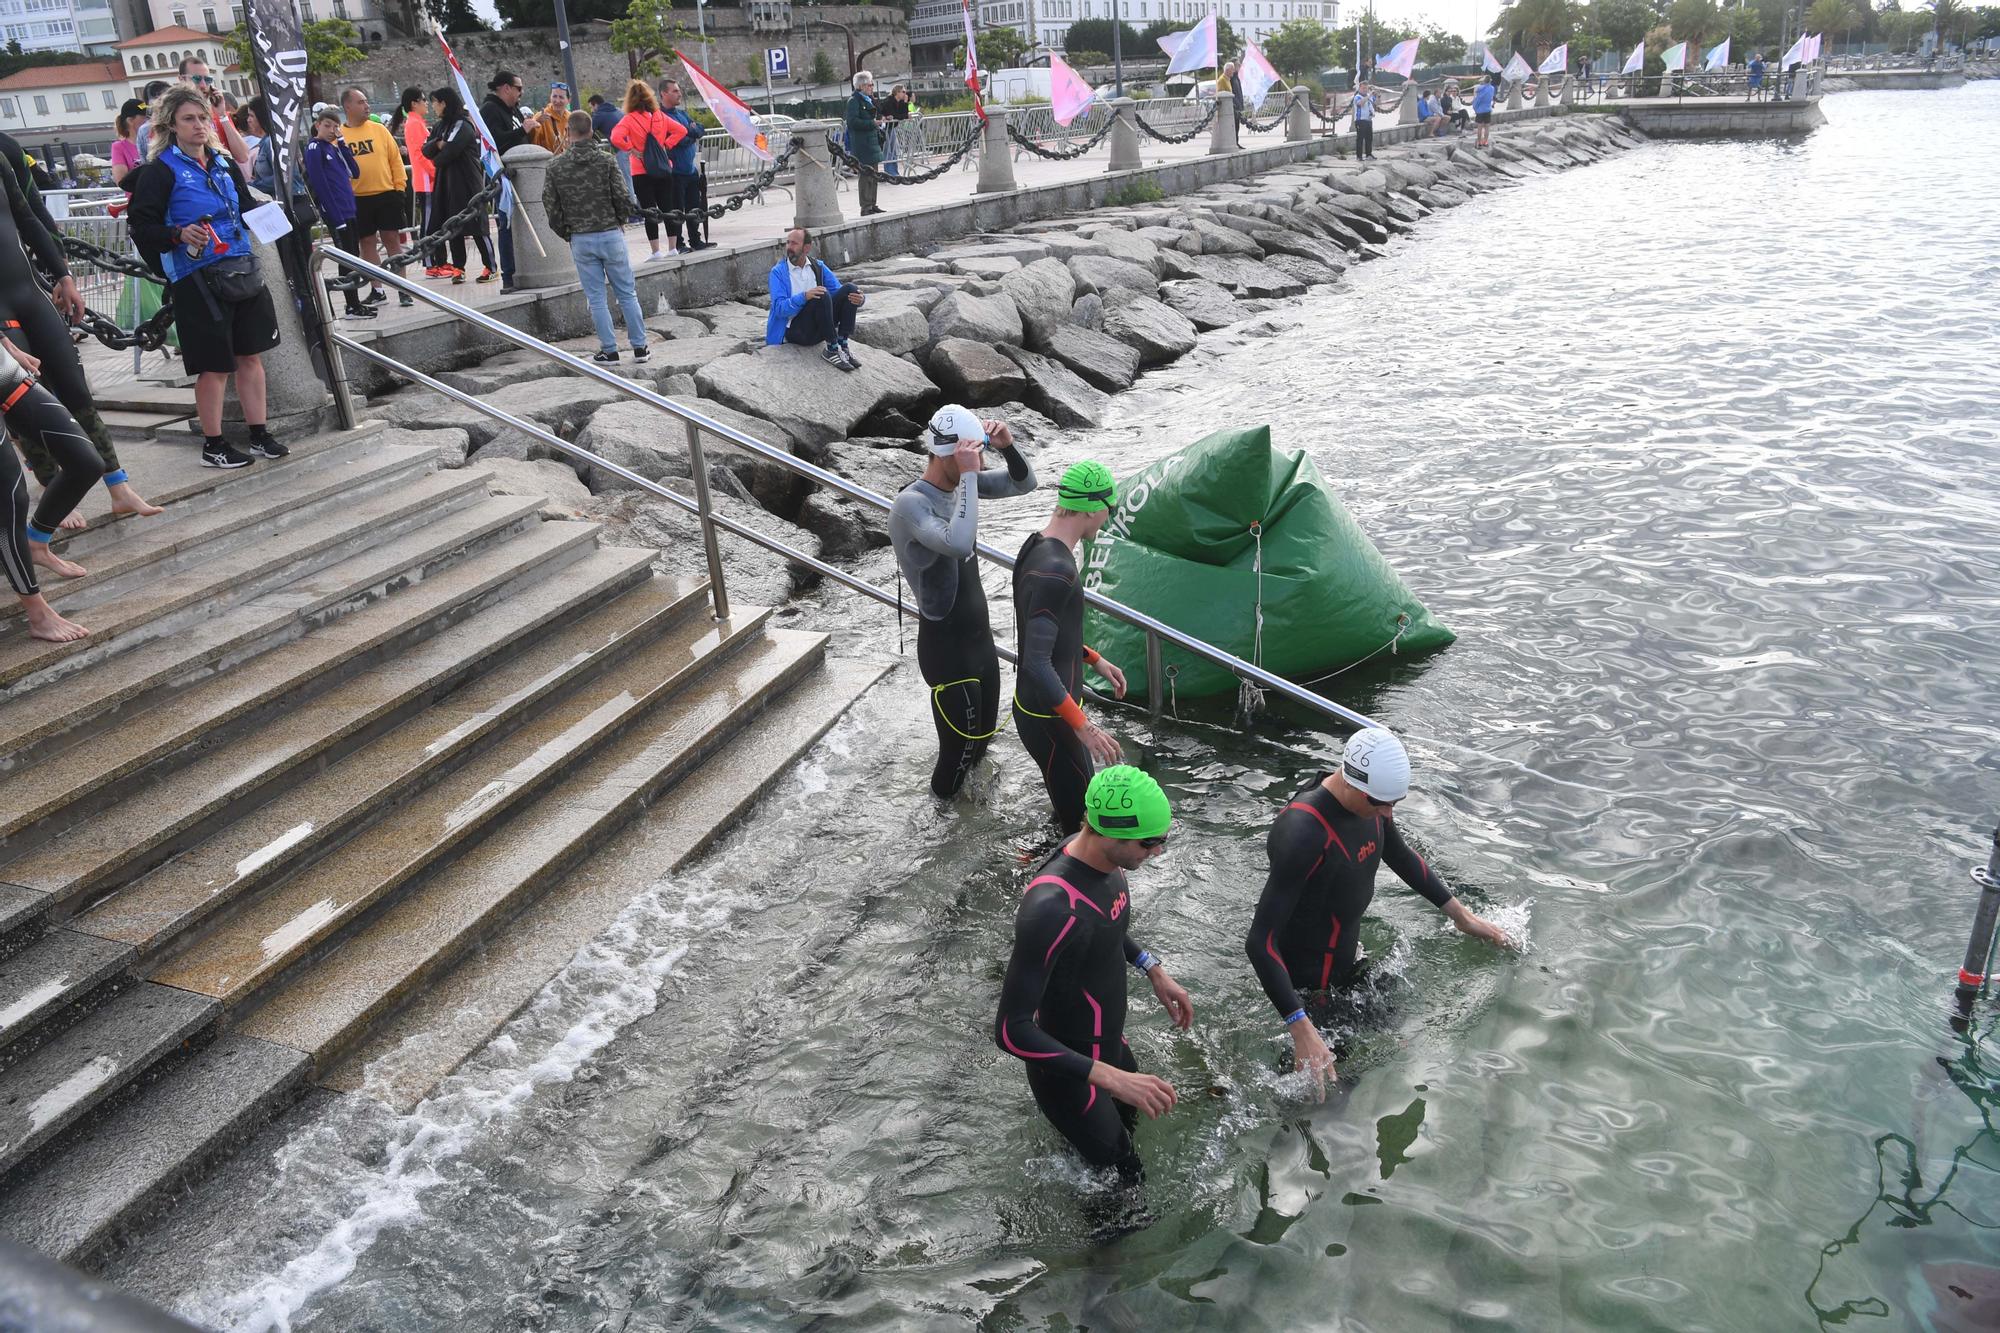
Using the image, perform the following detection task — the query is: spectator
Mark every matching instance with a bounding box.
[656,78,705,252]
[1220,60,1244,145]
[881,83,911,177]
[766,226,864,370]
[421,84,499,284]
[1473,72,1498,148]
[303,106,372,320]
[588,92,636,207]
[1350,79,1378,159]
[844,70,885,216]
[246,97,310,214]
[544,110,648,366]
[127,84,285,470]
[526,82,571,153]
[478,69,540,292]
[112,98,147,190]
[176,54,253,168]
[1747,52,1765,100]
[1785,59,1801,97]
[393,87,432,241]
[1441,82,1469,131]
[0,356,94,642]
[340,87,412,308]
[1418,90,1446,136]
[232,102,261,155]
[610,79,688,264]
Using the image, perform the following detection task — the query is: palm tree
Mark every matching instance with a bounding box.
[1489,0,1576,63]
[1809,0,1853,49]
[1927,0,1962,50]
[1667,0,1721,52]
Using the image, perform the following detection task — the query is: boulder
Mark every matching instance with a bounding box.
[998,346,1110,428]
[950,255,1024,280]
[1243,227,1349,272]
[1099,292,1199,366]
[795,489,886,561]
[927,337,1028,404]
[472,457,594,518]
[1066,254,1159,300]
[369,375,632,450]
[622,483,823,607]
[928,238,1051,267]
[1080,227,1162,271]
[1261,253,1342,287]
[635,336,760,380]
[820,438,925,505]
[1181,215,1265,257]
[1157,279,1245,332]
[689,301,771,343]
[850,293,933,356]
[1023,233,1113,262]
[573,396,802,514]
[1155,251,1306,299]
[1070,291,1104,331]
[1035,323,1142,393]
[998,258,1078,346]
[648,312,711,341]
[693,343,941,450]
[926,290,1024,349]
[844,254,953,277]
[435,353,568,397]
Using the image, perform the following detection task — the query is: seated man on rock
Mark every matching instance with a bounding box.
[765,227,866,372]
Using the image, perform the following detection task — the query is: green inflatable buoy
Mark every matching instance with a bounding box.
[1080,424,1454,700]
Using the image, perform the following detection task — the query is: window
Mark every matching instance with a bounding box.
[102,88,116,107]
[171,9,184,23]
[332,0,344,16]
[231,3,241,20]
[0,98,13,117]
[63,91,87,111]
[33,94,48,114]
[203,6,215,27]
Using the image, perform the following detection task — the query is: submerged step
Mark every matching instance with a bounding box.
[236,626,829,1073]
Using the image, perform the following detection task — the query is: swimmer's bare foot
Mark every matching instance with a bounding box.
[20,594,87,642]
[30,543,87,579]
[59,508,86,530]
[107,481,163,517]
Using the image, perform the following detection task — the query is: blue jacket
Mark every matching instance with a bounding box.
[664,107,699,174]
[129,144,252,282]
[1473,83,1496,113]
[591,101,622,140]
[303,137,359,228]
[766,254,843,344]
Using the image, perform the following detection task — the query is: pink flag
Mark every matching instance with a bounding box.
[1483,47,1504,74]
[1238,41,1282,110]
[1049,53,1095,125]
[962,0,987,122]
[677,49,771,162]
[1375,38,1418,80]
[1165,14,1217,76]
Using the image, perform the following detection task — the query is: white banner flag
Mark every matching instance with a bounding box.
[1239,42,1283,110]
[1483,47,1504,73]
[1376,37,1419,80]
[1780,33,1807,65]
[1538,42,1569,75]
[1703,37,1730,70]
[1164,14,1218,76]
[1661,39,1689,72]
[1622,39,1645,73]
[1503,51,1534,82]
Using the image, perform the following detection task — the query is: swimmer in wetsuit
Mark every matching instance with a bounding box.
[994,765,1192,1180]
[889,404,1037,799]
[1011,460,1127,835]
[1245,727,1515,1097]
[0,346,94,641]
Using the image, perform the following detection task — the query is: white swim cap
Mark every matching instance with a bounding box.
[1341,727,1410,803]
[927,404,988,455]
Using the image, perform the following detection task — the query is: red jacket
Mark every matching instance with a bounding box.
[609,110,688,177]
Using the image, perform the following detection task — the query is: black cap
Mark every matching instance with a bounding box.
[120,97,145,119]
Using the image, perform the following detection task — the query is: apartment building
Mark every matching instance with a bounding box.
[146,0,395,43]
[0,0,121,55]
[0,24,256,164]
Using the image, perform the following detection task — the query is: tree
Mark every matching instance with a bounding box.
[1067,49,1111,66]
[1065,17,1141,58]
[1809,0,1855,45]
[808,48,837,84]
[608,0,693,79]
[496,0,624,26]
[224,17,364,86]
[1263,15,1336,76]
[956,24,1027,69]
[1489,0,1576,60]
[434,0,489,33]
[1326,17,1416,69]
[1585,0,1658,55]
[1927,0,1964,45]
[1416,21,1466,63]
[1666,0,1720,49]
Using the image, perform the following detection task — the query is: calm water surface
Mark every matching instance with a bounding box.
[106,87,2000,1331]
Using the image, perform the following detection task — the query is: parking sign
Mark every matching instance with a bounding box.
[767,46,790,79]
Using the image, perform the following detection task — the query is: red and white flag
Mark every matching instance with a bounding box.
[962,0,987,122]
[677,49,771,161]
[1238,42,1282,109]
[1375,37,1419,80]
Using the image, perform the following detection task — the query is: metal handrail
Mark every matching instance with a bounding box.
[307,243,1384,733]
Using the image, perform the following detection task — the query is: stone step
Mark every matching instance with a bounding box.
[0,982,215,1178]
[0,1034,308,1265]
[148,599,775,1012]
[325,656,888,1109]
[235,626,830,1076]
[0,460,488,698]
[12,435,438,619]
[0,490,542,773]
[0,521,622,866]
[65,574,709,964]
[0,929,129,1060]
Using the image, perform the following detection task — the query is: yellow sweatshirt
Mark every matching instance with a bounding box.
[343,118,406,197]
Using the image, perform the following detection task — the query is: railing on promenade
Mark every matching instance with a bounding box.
[1609,66,1824,101]
[306,242,1385,735]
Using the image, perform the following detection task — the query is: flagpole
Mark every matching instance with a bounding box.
[1112,0,1124,95]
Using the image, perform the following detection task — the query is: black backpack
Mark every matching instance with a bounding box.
[639,118,675,177]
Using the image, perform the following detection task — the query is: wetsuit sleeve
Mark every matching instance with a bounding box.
[0,157,68,283]
[1383,818,1454,909]
[993,886,1094,1081]
[1244,810,1319,1018]
[975,444,1036,498]
[1016,554,1079,723]
[893,477,977,559]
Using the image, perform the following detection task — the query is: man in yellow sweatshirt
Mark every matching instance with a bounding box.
[341,86,413,308]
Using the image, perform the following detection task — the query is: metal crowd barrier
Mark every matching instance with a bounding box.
[307,243,1384,734]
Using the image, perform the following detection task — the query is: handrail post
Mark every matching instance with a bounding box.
[684,418,732,622]
[309,242,360,431]
[1145,630,1163,717]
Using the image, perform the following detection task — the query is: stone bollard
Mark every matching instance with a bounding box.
[1557,73,1573,104]
[1535,76,1551,107]
[1209,94,1236,154]
[1507,79,1523,110]
[791,119,844,232]
[1398,86,1419,125]
[1285,87,1310,142]
[225,229,331,439]
[500,144,575,290]
[976,105,1018,194]
[1107,97,1142,172]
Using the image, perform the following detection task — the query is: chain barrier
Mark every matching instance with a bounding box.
[626,139,802,228]
[55,234,178,352]
[1241,110,1285,133]
[1005,116,1118,161]
[1132,102,1219,145]
[826,132,978,185]
[1307,101,1341,126]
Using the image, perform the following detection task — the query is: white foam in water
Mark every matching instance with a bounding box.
[1464,896,1535,954]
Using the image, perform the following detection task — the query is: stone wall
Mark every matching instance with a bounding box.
[1620,101,1827,137]
[343,9,910,106]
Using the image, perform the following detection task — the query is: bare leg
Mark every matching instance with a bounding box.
[29,541,86,579]
[233,354,267,426]
[196,371,229,437]
[20,591,87,642]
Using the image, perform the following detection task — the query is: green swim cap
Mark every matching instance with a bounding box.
[1056,460,1117,513]
[1084,765,1172,839]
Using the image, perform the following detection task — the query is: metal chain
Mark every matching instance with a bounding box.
[826,133,978,185]
[1132,102,1220,145]
[1241,110,1285,133]
[625,140,803,226]
[54,235,178,351]
[1005,116,1117,161]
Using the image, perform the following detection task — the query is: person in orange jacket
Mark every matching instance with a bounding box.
[609,78,688,263]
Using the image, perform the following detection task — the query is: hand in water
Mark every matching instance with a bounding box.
[1093,1061,1177,1118]
[1150,968,1193,1029]
[1450,903,1518,950]
[1081,722,1122,766]
[1092,656,1128,700]
[1291,1021,1337,1100]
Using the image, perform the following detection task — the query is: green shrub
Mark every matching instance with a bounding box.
[1107,175,1164,205]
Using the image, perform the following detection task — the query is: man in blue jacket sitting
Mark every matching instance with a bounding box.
[766,227,865,371]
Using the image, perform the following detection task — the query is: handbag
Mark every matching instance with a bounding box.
[201,254,263,304]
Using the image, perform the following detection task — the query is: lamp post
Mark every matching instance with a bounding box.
[552,0,578,103]
[1113,0,1124,94]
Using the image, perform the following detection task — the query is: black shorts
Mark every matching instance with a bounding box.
[172,272,280,375]
[1475,111,1493,124]
[351,190,407,236]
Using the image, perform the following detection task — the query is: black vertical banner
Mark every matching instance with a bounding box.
[241,0,334,387]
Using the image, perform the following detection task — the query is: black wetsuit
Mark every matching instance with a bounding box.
[0,147,125,491]
[1011,532,1094,834]
[994,847,1151,1179]
[1244,772,1455,1017]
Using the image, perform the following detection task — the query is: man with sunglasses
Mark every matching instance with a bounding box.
[995,765,1192,1182]
[177,56,252,167]
[1245,727,1515,1097]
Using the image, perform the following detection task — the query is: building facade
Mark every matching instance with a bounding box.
[0,0,121,56]
[0,24,256,165]
[145,0,397,44]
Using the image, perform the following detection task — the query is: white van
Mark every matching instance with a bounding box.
[985,67,1054,104]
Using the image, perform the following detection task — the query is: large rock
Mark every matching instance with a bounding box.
[694,343,940,449]
[850,293,933,356]
[928,238,1051,268]
[1080,227,1163,271]
[926,290,1024,349]
[1261,253,1342,287]
[1244,227,1349,272]
[821,438,925,506]
[573,396,802,514]
[998,346,1110,428]
[1066,254,1158,300]
[1180,215,1265,257]
[435,353,568,396]
[688,301,771,343]
[998,258,1077,346]
[1156,251,1307,298]
[1036,323,1142,393]
[1100,292,1199,366]
[370,375,631,450]
[622,483,823,607]
[1023,233,1113,262]
[637,336,760,379]
[472,457,593,518]
[950,255,1023,280]
[1158,279,1245,332]
[648,312,710,341]
[927,337,1028,404]
[1070,291,1104,331]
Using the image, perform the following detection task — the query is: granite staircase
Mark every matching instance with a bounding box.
[0,422,879,1264]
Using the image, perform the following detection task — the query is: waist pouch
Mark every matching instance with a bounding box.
[202,254,263,303]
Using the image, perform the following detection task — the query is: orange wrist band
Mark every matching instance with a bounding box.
[1056,697,1088,730]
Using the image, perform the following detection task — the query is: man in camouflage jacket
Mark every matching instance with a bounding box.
[544,110,651,364]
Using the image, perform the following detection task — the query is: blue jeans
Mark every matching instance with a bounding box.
[613,149,639,205]
[497,209,514,281]
[570,229,647,354]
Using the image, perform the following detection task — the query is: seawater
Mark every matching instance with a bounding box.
[105,87,2000,1331]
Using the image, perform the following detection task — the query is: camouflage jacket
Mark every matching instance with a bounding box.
[543,139,629,242]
